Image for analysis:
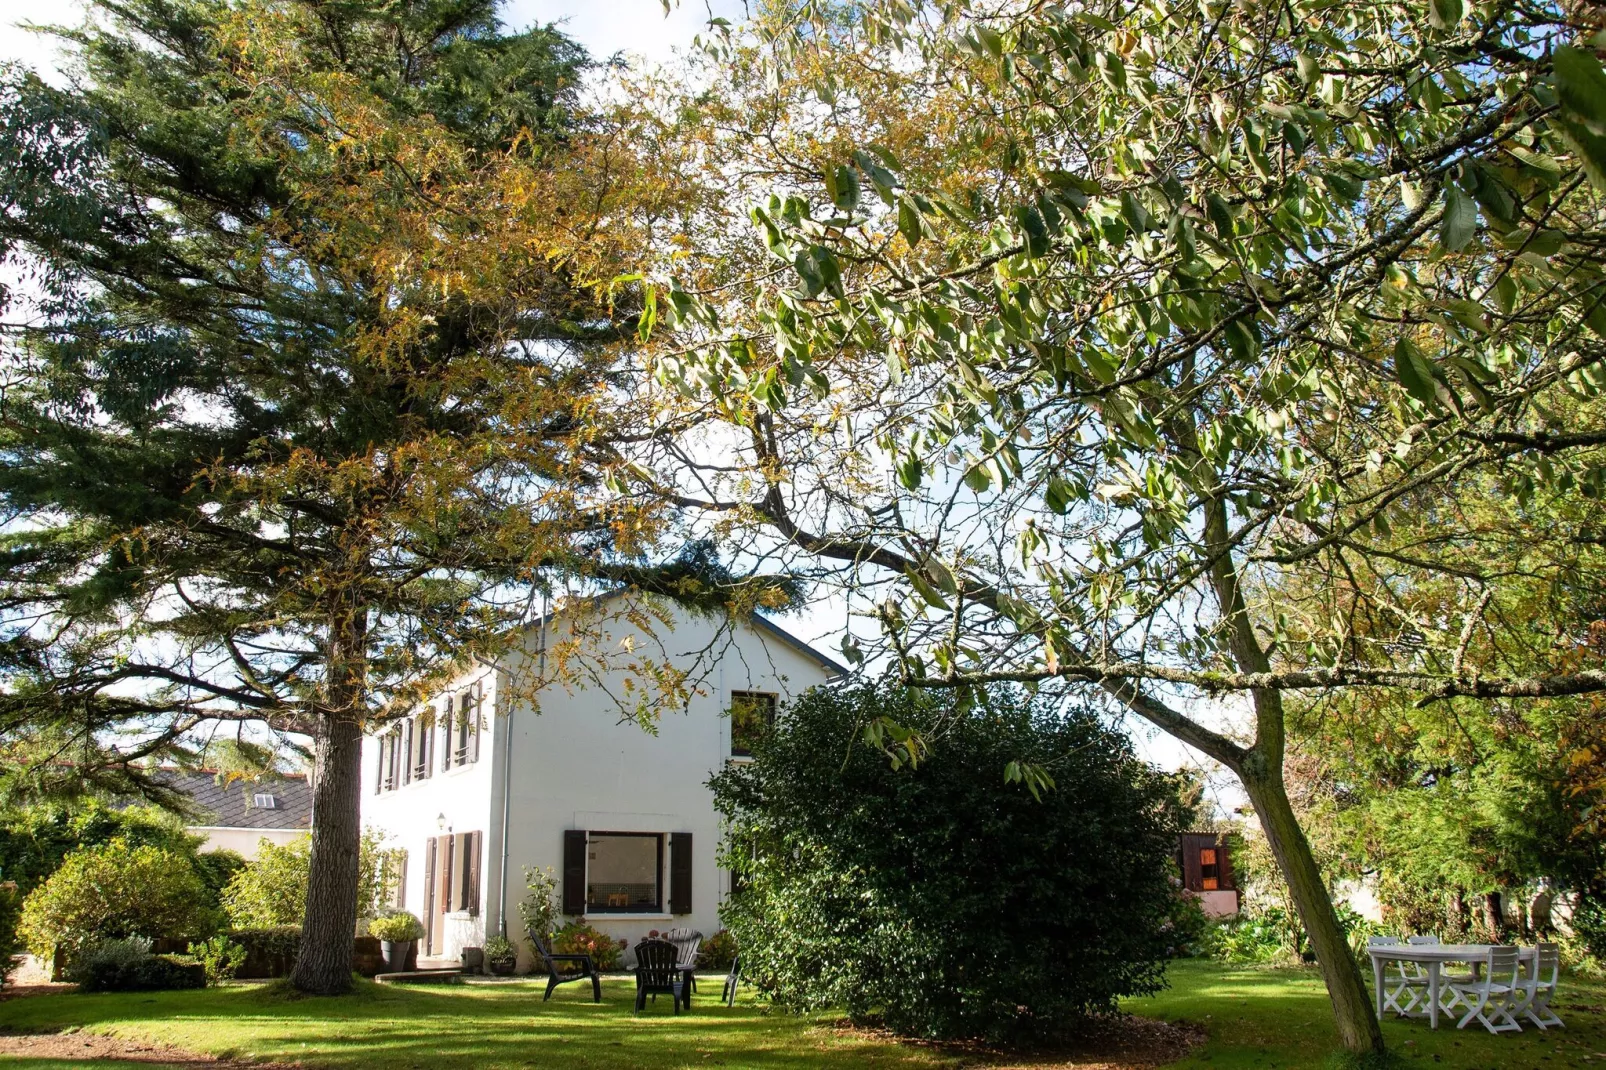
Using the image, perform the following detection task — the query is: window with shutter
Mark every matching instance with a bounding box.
[562,830,587,915]
[440,699,453,773]
[401,719,413,785]
[669,833,692,915]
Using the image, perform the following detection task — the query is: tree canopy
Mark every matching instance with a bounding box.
[634,0,1606,1053]
[0,0,762,993]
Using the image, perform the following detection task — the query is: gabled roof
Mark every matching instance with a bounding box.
[524,589,851,678]
[155,770,313,831]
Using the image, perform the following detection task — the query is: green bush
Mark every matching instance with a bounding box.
[482,935,517,964]
[17,839,218,961]
[517,866,559,943]
[699,928,737,971]
[0,883,22,989]
[368,911,424,942]
[229,926,301,977]
[221,830,400,928]
[70,937,206,992]
[710,683,1190,1043]
[187,934,247,985]
[0,802,202,898]
[553,920,622,970]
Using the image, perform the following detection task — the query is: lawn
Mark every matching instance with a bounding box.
[0,962,1603,1069]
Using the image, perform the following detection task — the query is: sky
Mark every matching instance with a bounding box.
[0,0,1248,806]
[0,0,749,74]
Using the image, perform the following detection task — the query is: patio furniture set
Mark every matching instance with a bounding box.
[1366,935,1565,1034]
[528,926,741,1013]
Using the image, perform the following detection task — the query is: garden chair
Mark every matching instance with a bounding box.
[633,937,688,1014]
[1405,933,1473,1011]
[1517,943,1564,1030]
[721,953,740,1007]
[662,927,702,992]
[1445,945,1523,1034]
[528,930,601,1003]
[1368,936,1428,1017]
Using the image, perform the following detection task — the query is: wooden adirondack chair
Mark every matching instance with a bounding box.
[529,930,601,1003]
[633,938,687,1013]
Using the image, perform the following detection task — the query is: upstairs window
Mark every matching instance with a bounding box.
[251,793,278,810]
[730,691,777,757]
[440,687,481,770]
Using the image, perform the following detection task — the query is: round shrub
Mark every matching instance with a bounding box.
[221,830,401,929]
[553,920,622,970]
[368,911,424,942]
[70,937,206,993]
[710,683,1190,1043]
[699,928,737,971]
[17,839,218,961]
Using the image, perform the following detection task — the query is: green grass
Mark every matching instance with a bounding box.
[1126,958,1606,1069]
[0,977,952,1070]
[1,962,1604,1069]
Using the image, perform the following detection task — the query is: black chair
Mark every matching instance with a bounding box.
[721,954,740,1007]
[662,927,703,992]
[529,930,601,1003]
[633,937,687,1013]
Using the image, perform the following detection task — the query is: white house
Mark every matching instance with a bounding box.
[359,594,843,967]
[159,770,313,858]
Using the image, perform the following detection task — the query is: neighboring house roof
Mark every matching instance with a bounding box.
[156,771,313,831]
[523,589,851,678]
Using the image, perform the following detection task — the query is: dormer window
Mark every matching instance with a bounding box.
[252,793,278,809]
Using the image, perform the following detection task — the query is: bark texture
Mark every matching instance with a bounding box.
[290,608,368,995]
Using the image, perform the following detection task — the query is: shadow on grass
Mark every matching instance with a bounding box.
[0,978,953,1070]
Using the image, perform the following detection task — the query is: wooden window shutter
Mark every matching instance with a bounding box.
[471,690,482,763]
[562,830,587,915]
[669,832,693,915]
[401,719,414,785]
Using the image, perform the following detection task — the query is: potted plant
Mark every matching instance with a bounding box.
[368,911,425,973]
[483,935,517,976]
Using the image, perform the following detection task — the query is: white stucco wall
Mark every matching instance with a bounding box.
[360,665,501,961]
[358,598,837,968]
[189,827,306,858]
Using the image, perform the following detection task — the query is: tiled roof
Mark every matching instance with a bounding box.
[156,770,313,830]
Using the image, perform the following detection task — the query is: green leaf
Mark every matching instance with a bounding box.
[1393,337,1439,406]
[1295,54,1320,85]
[1428,0,1463,30]
[1016,205,1051,257]
[1557,118,1606,192]
[827,163,860,210]
[975,25,1004,58]
[1555,46,1606,135]
[904,567,951,611]
[1440,183,1477,251]
[897,197,923,247]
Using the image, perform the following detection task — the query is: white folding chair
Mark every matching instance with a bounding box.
[1369,936,1428,1016]
[1517,943,1564,1030]
[1407,933,1474,1011]
[1446,945,1523,1033]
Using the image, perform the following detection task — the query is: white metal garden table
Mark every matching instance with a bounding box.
[1365,943,1534,1029]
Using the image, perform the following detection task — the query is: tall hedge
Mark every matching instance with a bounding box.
[17,839,219,960]
[710,684,1189,1042]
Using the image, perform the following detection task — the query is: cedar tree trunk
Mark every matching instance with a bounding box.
[290,606,369,995]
